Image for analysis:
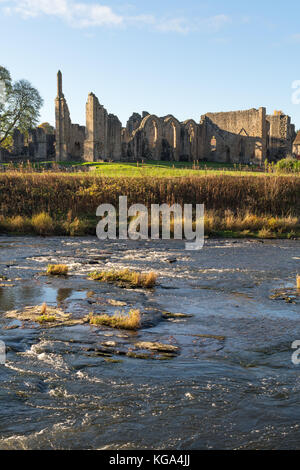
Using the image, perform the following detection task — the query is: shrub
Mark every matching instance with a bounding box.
[276,157,300,173]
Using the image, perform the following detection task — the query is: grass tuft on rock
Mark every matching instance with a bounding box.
[88,269,157,288]
[36,315,57,324]
[40,302,47,314]
[47,264,68,276]
[89,309,141,330]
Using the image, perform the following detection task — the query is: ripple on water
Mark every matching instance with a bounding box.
[1,237,300,449]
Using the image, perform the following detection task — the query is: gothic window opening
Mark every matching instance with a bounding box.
[172,122,177,149]
[211,136,217,152]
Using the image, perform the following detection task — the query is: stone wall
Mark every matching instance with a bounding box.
[266,113,295,160]
[201,108,267,164]
[0,148,9,162]
[3,126,55,162]
[28,128,47,160]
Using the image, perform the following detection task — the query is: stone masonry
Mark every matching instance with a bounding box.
[2,71,297,164]
[55,72,296,164]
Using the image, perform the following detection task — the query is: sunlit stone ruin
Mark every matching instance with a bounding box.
[0,71,297,164]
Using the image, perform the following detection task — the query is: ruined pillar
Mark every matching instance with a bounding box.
[107,114,122,160]
[256,107,266,164]
[12,129,25,155]
[84,92,108,161]
[55,70,71,161]
[28,128,47,160]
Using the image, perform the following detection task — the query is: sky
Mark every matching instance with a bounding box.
[1,0,300,128]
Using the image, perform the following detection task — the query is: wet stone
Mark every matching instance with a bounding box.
[5,305,89,327]
[269,288,300,305]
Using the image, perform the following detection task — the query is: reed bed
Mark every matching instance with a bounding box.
[0,172,299,238]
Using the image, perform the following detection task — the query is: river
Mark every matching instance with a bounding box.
[0,236,299,450]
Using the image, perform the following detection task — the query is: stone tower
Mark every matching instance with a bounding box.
[84,92,108,161]
[55,70,71,161]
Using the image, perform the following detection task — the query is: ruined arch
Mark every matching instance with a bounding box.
[211,136,217,152]
[238,138,245,159]
[225,146,231,163]
[139,114,163,160]
[182,119,198,161]
[163,116,181,161]
[254,140,263,163]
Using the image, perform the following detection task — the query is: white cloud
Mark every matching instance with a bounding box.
[127,14,191,34]
[3,0,123,26]
[203,14,231,32]
[1,0,231,33]
[155,18,191,34]
[127,12,231,34]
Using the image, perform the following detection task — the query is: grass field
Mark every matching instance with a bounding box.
[82,161,265,178]
[2,159,271,178]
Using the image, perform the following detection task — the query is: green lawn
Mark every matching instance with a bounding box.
[3,159,291,178]
[58,160,264,178]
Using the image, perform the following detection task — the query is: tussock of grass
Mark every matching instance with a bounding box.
[7,215,32,233]
[47,264,68,276]
[63,216,92,236]
[89,309,141,330]
[257,228,275,239]
[204,211,300,238]
[36,315,57,324]
[31,212,54,235]
[0,213,95,236]
[89,269,157,288]
[40,302,47,314]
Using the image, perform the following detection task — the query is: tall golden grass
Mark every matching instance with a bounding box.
[89,269,157,288]
[0,172,299,237]
[89,309,141,330]
[203,211,299,237]
[46,264,69,276]
[0,172,299,216]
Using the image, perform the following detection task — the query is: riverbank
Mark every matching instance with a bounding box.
[0,172,299,238]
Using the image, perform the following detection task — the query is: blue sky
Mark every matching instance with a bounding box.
[1,0,300,128]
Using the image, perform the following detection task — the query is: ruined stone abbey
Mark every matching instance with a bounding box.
[55,71,296,164]
[1,71,297,164]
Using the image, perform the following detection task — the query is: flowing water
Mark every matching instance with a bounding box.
[0,236,300,450]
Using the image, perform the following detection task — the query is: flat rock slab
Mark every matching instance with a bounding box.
[134,341,179,353]
[5,305,88,327]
